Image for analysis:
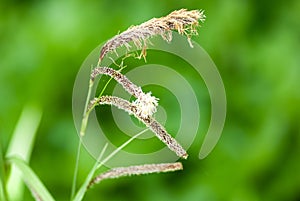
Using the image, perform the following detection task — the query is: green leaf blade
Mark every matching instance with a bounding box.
[7,156,55,201]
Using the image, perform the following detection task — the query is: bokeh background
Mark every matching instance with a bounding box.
[1,0,300,201]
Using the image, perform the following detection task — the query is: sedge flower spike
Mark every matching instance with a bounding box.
[88,162,183,187]
[93,96,188,159]
[99,9,205,62]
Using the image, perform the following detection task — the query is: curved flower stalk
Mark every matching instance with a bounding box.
[89,162,182,187]
[90,95,188,159]
[99,9,205,62]
[91,67,159,118]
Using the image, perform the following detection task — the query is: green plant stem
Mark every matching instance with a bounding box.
[96,129,148,169]
[80,79,94,136]
[73,78,95,200]
[74,67,113,199]
[70,139,82,201]
[74,63,127,201]
[72,143,108,201]
[73,129,147,201]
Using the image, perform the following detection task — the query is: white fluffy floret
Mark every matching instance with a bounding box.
[132,92,159,118]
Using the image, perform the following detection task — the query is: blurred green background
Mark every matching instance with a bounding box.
[1,0,300,200]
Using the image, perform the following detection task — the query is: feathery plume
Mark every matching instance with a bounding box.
[89,162,182,187]
[99,9,205,61]
[92,95,188,159]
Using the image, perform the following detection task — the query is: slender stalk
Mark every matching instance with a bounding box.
[73,129,146,201]
[70,139,82,200]
[80,79,94,136]
[72,143,108,201]
[74,56,127,201]
[74,76,95,201]
[96,129,148,169]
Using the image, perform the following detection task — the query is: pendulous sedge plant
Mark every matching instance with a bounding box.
[80,8,205,192]
[74,8,205,199]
